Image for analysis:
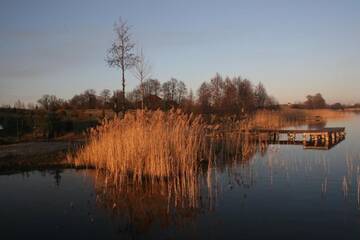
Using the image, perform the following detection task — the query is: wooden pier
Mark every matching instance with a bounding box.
[254,127,346,150]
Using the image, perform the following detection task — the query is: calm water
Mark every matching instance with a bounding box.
[1,114,360,239]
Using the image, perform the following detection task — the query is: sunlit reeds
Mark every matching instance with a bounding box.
[70,108,349,185]
[71,110,212,182]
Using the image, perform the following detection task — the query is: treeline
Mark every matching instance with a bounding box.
[29,73,278,116]
[0,107,100,143]
[290,93,357,110]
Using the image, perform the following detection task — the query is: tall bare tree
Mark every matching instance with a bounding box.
[106,18,138,115]
[133,49,151,109]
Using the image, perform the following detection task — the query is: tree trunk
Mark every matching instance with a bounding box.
[122,66,126,116]
[141,79,144,110]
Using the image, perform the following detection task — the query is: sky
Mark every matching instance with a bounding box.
[0,0,359,105]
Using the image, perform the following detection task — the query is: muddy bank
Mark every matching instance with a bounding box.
[0,140,84,173]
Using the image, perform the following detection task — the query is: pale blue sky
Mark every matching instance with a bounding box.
[0,0,359,105]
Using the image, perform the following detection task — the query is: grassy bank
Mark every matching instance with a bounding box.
[0,140,83,173]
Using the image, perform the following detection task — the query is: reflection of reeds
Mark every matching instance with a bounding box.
[357,176,360,207]
[342,176,349,199]
[84,170,217,236]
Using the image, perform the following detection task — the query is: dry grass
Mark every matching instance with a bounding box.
[71,110,212,181]
[243,108,349,129]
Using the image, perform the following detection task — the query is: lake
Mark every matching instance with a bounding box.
[1,114,360,239]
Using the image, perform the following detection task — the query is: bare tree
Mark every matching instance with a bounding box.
[222,77,238,115]
[84,89,97,109]
[254,82,268,109]
[143,79,161,96]
[106,18,138,115]
[14,100,25,109]
[237,78,255,113]
[304,93,326,109]
[177,80,187,104]
[209,73,224,113]
[133,49,151,109]
[197,82,212,114]
[162,78,178,102]
[100,89,111,109]
[38,95,63,111]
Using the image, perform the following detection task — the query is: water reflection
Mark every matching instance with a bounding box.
[92,173,214,235]
[87,125,351,235]
[2,115,360,239]
[308,120,327,130]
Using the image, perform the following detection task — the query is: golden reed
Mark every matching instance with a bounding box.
[70,110,214,201]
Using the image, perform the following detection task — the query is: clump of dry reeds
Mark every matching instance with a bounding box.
[71,110,212,184]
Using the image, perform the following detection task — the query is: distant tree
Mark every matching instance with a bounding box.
[106,18,138,115]
[100,89,111,109]
[110,90,126,114]
[182,89,195,113]
[177,80,187,104]
[38,95,50,110]
[70,94,88,109]
[143,79,161,97]
[330,102,343,110]
[14,100,25,109]
[83,89,97,109]
[195,74,261,115]
[161,78,187,106]
[197,82,212,114]
[254,82,268,109]
[209,73,224,112]
[127,88,142,104]
[304,93,326,109]
[235,78,255,113]
[162,78,178,102]
[133,49,151,109]
[38,95,63,111]
[221,77,238,115]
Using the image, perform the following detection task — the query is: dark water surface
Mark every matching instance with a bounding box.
[1,115,360,239]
